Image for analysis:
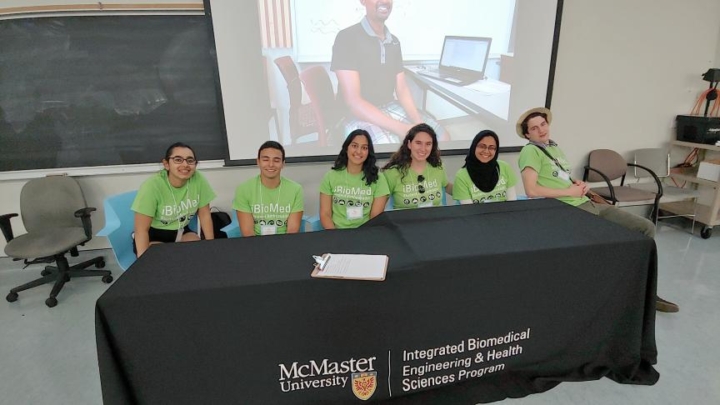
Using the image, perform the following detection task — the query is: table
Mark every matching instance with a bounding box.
[96,199,659,405]
[404,65,510,123]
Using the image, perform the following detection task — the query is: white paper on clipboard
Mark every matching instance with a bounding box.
[311,253,388,281]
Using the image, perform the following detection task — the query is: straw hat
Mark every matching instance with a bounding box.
[516,107,552,138]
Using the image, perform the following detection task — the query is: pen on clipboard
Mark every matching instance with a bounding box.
[312,254,332,271]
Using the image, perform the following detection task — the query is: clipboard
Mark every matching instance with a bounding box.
[311,253,389,281]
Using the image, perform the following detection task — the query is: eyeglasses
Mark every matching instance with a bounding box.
[477,144,497,152]
[169,156,197,165]
[417,175,425,194]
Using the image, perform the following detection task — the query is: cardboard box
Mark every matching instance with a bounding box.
[697,159,720,182]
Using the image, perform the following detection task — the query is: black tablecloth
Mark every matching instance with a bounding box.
[96,199,659,405]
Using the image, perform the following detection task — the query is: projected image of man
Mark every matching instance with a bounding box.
[331,0,448,144]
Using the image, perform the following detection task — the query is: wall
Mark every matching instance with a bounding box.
[550,0,720,178]
[2,0,720,256]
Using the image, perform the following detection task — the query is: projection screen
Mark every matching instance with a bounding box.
[205,0,561,162]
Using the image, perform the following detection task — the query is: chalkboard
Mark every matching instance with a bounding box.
[0,14,228,172]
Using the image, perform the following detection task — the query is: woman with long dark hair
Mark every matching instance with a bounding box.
[453,130,517,204]
[382,123,451,209]
[319,129,389,229]
[131,142,216,257]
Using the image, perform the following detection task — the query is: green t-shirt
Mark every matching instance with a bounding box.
[452,160,518,203]
[131,170,217,230]
[517,144,588,206]
[232,176,304,235]
[383,165,449,209]
[319,169,390,229]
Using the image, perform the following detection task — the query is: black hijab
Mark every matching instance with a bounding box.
[463,130,500,192]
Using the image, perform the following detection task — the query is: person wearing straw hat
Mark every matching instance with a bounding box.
[516,107,679,313]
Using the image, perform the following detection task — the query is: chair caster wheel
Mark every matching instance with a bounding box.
[102,275,114,284]
[41,269,51,276]
[64,274,71,282]
[701,226,712,239]
[96,260,106,269]
[45,297,58,308]
[6,292,18,303]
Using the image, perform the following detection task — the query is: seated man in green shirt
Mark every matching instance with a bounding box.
[517,107,679,313]
[232,141,304,236]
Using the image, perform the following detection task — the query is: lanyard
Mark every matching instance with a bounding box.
[166,176,189,230]
[532,144,574,182]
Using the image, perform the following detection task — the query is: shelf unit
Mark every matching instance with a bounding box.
[663,141,720,238]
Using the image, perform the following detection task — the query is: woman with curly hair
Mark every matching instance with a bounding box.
[382,123,451,209]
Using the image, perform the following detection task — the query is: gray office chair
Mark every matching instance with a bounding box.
[583,149,663,223]
[629,148,700,233]
[0,176,112,307]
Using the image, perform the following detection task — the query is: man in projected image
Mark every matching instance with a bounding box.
[331,0,448,144]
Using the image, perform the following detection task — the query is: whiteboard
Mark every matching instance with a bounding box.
[292,0,516,63]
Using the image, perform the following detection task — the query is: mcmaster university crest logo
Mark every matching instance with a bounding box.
[351,371,377,400]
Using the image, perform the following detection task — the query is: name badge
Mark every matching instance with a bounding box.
[261,225,277,235]
[346,206,363,220]
[558,171,570,181]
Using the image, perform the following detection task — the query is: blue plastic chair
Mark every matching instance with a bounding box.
[220,211,242,238]
[304,215,323,232]
[220,212,321,236]
[97,190,138,271]
[186,214,202,235]
[385,195,395,211]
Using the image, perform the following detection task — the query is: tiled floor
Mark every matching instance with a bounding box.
[0,221,718,405]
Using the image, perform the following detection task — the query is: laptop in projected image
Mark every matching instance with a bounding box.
[416,36,492,86]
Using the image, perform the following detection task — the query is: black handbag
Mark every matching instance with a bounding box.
[210,208,232,239]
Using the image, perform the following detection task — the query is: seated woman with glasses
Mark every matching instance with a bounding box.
[453,130,518,204]
[131,142,216,257]
[382,123,452,209]
[319,129,389,229]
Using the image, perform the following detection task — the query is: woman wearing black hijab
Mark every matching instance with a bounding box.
[452,130,518,204]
